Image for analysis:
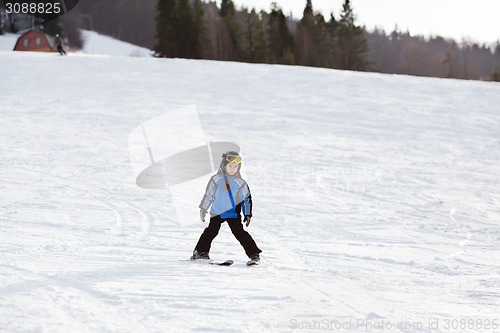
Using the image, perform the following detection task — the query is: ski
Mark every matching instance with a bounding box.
[180,259,234,266]
[211,259,234,266]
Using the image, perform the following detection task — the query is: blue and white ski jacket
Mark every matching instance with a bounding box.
[199,170,253,219]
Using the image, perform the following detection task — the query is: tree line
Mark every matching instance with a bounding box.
[1,0,499,81]
[367,28,500,81]
[153,0,500,81]
[154,0,370,71]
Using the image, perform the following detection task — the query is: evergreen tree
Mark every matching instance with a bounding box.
[313,13,333,67]
[243,9,267,63]
[197,2,233,60]
[192,0,205,58]
[295,0,316,66]
[220,0,236,18]
[325,13,340,68]
[336,0,369,70]
[304,0,313,16]
[154,0,201,58]
[219,0,244,61]
[295,0,331,67]
[176,0,196,57]
[154,0,177,57]
[267,3,294,64]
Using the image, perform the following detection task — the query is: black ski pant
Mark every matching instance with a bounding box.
[195,215,262,258]
[57,45,66,55]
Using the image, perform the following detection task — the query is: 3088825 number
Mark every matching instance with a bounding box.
[5,2,61,15]
[443,319,499,330]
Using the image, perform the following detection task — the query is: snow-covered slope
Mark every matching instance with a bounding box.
[80,30,152,57]
[1,51,499,332]
[0,32,20,51]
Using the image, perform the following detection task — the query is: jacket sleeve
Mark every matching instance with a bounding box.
[199,177,216,211]
[240,182,253,217]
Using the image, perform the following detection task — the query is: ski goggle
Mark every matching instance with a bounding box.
[226,155,242,164]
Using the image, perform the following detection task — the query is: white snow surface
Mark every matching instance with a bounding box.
[0,32,20,51]
[80,30,152,57]
[1,51,500,332]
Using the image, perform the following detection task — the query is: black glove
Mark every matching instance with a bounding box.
[200,208,207,222]
[244,215,251,227]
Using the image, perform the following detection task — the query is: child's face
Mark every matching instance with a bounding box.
[226,162,238,176]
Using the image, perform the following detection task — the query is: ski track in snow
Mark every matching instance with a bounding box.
[1,50,500,332]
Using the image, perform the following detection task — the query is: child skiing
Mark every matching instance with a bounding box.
[55,34,66,55]
[191,151,262,265]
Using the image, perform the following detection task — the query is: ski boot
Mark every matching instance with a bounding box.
[190,250,210,260]
[247,253,260,266]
